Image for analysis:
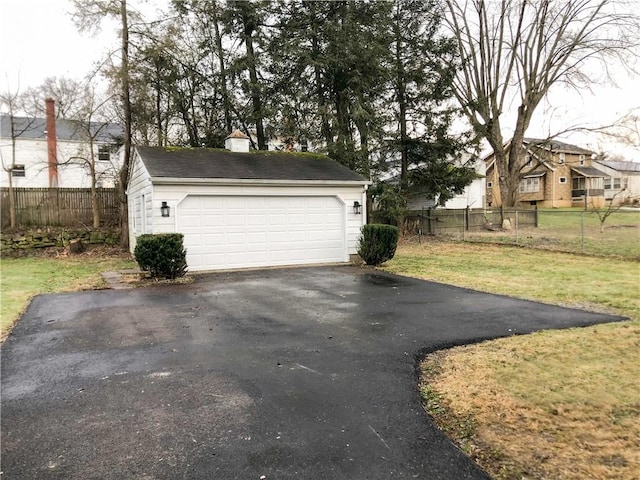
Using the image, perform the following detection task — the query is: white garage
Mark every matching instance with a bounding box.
[127,131,370,272]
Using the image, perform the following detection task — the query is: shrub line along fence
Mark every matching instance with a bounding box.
[404,207,538,238]
[1,188,121,228]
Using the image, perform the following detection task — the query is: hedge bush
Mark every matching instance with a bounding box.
[357,224,399,266]
[134,233,188,279]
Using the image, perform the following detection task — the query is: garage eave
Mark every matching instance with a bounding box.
[150,177,372,187]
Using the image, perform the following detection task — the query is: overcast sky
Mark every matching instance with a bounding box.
[1,0,637,159]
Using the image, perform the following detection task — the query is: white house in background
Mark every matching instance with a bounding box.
[594,159,640,204]
[0,99,123,188]
[385,154,486,210]
[127,130,371,272]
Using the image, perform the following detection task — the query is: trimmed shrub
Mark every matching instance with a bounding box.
[357,224,399,266]
[134,233,188,279]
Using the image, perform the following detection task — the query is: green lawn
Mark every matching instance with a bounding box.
[384,241,639,318]
[538,207,640,229]
[1,254,136,337]
[463,208,640,259]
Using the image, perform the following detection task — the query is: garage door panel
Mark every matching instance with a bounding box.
[202,214,225,227]
[178,195,346,271]
[247,232,268,244]
[247,215,267,226]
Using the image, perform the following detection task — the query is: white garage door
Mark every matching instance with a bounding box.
[177,195,347,271]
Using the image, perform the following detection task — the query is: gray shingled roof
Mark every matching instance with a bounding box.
[524,138,594,155]
[571,166,606,178]
[0,114,123,143]
[597,160,640,173]
[136,146,368,183]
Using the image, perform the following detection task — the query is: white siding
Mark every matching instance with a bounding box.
[0,137,122,188]
[407,177,486,210]
[126,153,154,250]
[595,162,639,204]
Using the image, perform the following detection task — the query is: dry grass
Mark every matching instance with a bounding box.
[421,325,640,479]
[384,240,640,480]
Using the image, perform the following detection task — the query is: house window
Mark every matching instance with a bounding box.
[559,177,567,184]
[558,153,566,164]
[519,177,540,193]
[524,155,532,167]
[98,145,111,161]
[11,164,25,177]
[604,177,621,189]
[487,181,493,188]
[579,154,585,165]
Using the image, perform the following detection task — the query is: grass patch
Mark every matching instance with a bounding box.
[384,240,640,480]
[384,241,639,317]
[1,248,136,338]
[459,208,640,259]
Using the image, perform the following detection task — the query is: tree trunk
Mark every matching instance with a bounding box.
[7,171,16,229]
[244,24,265,150]
[213,6,232,134]
[155,60,163,146]
[120,0,131,248]
[89,138,100,228]
[311,3,332,145]
[395,19,408,190]
[355,115,370,178]
[8,123,17,228]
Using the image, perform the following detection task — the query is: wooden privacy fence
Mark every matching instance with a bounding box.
[1,188,121,228]
[405,207,538,235]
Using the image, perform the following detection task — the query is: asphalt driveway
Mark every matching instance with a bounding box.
[1,266,623,479]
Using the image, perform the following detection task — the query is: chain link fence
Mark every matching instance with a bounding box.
[404,207,640,259]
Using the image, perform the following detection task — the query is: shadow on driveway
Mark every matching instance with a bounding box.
[1,266,624,479]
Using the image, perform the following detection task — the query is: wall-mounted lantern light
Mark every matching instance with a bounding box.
[353,201,362,215]
[161,201,170,217]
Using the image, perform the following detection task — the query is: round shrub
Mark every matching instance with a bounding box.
[134,233,187,279]
[357,224,399,266]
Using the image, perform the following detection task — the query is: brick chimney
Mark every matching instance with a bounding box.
[224,129,250,153]
[45,98,59,187]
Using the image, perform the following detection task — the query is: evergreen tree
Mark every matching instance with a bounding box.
[384,0,478,203]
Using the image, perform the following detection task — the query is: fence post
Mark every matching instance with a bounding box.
[535,205,539,228]
[581,210,585,253]
[515,210,519,244]
[429,207,435,235]
[462,208,466,241]
[465,206,470,231]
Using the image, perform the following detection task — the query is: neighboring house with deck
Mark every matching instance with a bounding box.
[485,138,621,208]
[0,99,123,189]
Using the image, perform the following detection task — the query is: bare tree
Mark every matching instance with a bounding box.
[592,188,629,233]
[0,87,38,228]
[444,0,639,206]
[20,77,87,119]
[60,88,122,228]
[72,0,137,247]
